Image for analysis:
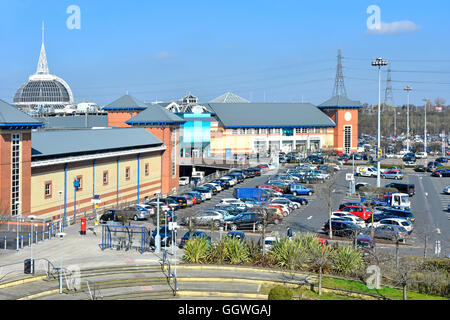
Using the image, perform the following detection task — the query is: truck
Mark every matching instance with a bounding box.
[361,192,411,210]
[233,188,270,202]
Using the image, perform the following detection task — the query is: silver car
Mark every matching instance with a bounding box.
[381,169,404,180]
[190,210,224,227]
[373,225,408,242]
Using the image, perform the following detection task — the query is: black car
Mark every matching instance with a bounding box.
[280,194,308,205]
[99,209,124,224]
[384,183,415,196]
[228,212,264,231]
[414,165,427,172]
[167,196,190,207]
[211,179,229,189]
[323,220,362,237]
[436,157,448,164]
[431,168,450,178]
[249,167,262,176]
[228,172,245,183]
[242,169,256,178]
[179,230,211,248]
[370,208,415,224]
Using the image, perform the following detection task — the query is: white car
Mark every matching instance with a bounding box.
[416,152,428,159]
[220,198,246,206]
[135,203,155,215]
[268,203,290,217]
[264,236,279,251]
[443,186,450,195]
[331,211,366,227]
[371,218,413,234]
[179,176,190,186]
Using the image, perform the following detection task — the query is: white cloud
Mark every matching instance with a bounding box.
[367,20,421,35]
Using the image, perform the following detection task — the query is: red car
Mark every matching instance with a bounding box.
[257,185,284,193]
[257,164,269,172]
[340,205,373,221]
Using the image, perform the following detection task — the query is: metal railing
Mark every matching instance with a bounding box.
[160,250,177,296]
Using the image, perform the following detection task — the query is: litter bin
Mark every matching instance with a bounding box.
[80,218,87,235]
[24,259,34,275]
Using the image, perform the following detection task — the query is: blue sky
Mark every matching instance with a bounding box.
[0,0,449,106]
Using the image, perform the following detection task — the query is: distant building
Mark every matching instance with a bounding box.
[13,26,74,114]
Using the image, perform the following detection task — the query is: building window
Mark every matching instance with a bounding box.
[315,128,321,133]
[240,129,245,135]
[125,167,130,180]
[145,163,149,176]
[282,128,294,137]
[44,181,52,199]
[255,128,260,135]
[322,128,328,133]
[232,129,238,135]
[247,129,253,135]
[11,133,20,216]
[302,128,307,134]
[103,171,108,185]
[344,126,352,154]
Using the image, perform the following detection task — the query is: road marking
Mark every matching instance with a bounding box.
[307,216,312,220]
[436,228,441,234]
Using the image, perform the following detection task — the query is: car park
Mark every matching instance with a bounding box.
[125,206,152,221]
[369,208,415,224]
[356,166,378,177]
[427,161,443,172]
[184,191,205,203]
[168,196,190,207]
[338,202,364,211]
[99,209,125,225]
[271,197,298,209]
[211,179,229,189]
[414,165,427,172]
[179,230,211,248]
[220,176,237,186]
[193,187,213,199]
[179,194,195,206]
[204,183,222,192]
[239,198,260,208]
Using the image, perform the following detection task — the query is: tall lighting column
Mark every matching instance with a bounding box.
[371,57,388,188]
[423,98,429,155]
[404,86,413,152]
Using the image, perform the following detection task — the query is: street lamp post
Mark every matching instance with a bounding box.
[15,201,21,251]
[155,193,161,253]
[372,57,388,188]
[423,98,429,155]
[58,191,63,232]
[404,86,413,152]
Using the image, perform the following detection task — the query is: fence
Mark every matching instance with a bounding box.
[100,225,150,254]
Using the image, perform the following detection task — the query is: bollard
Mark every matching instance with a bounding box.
[4,236,7,250]
[48,226,51,239]
[35,231,38,244]
[21,235,24,249]
[42,229,45,241]
[225,222,228,231]
[28,233,31,247]
[253,222,256,233]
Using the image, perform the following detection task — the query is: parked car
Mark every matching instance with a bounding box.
[371,218,413,234]
[355,182,371,191]
[125,206,152,221]
[271,198,299,210]
[211,179,229,189]
[179,176,190,186]
[372,225,408,242]
[179,194,195,206]
[444,186,450,195]
[414,165,427,173]
[431,168,450,178]
[338,202,364,211]
[369,208,415,224]
[226,231,246,240]
[150,226,173,247]
[331,211,366,227]
[263,236,279,251]
[323,220,362,237]
[381,169,404,180]
[168,196,190,207]
[280,194,308,205]
[193,187,213,199]
[99,209,124,225]
[220,176,237,186]
[356,234,375,256]
[416,152,428,159]
[340,205,373,221]
[436,157,448,164]
[190,210,224,227]
[384,183,415,197]
[427,161,443,172]
[179,230,211,248]
[289,184,314,196]
[227,212,264,231]
[184,191,205,203]
[204,183,222,192]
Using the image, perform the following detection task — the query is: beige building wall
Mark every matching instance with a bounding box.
[30,152,162,219]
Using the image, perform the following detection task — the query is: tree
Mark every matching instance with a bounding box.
[307,240,334,295]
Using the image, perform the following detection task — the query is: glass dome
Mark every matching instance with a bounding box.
[14,78,71,104]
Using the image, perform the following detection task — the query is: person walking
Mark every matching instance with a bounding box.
[287,226,293,240]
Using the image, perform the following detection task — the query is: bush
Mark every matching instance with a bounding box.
[268,285,293,300]
[182,237,211,264]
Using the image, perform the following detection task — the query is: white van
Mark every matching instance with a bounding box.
[356,166,378,177]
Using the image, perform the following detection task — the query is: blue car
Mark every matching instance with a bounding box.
[179,230,211,248]
[226,231,246,240]
[289,184,314,196]
[150,225,173,247]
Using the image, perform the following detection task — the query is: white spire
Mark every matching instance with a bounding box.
[36,21,49,75]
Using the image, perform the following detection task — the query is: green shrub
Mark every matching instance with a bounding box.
[332,245,365,276]
[268,285,293,300]
[225,237,250,264]
[182,237,211,264]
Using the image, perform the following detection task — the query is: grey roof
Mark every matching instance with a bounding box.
[0,99,44,127]
[318,95,361,109]
[36,115,108,129]
[205,103,335,128]
[126,104,185,125]
[209,92,250,103]
[103,94,148,110]
[32,128,162,158]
